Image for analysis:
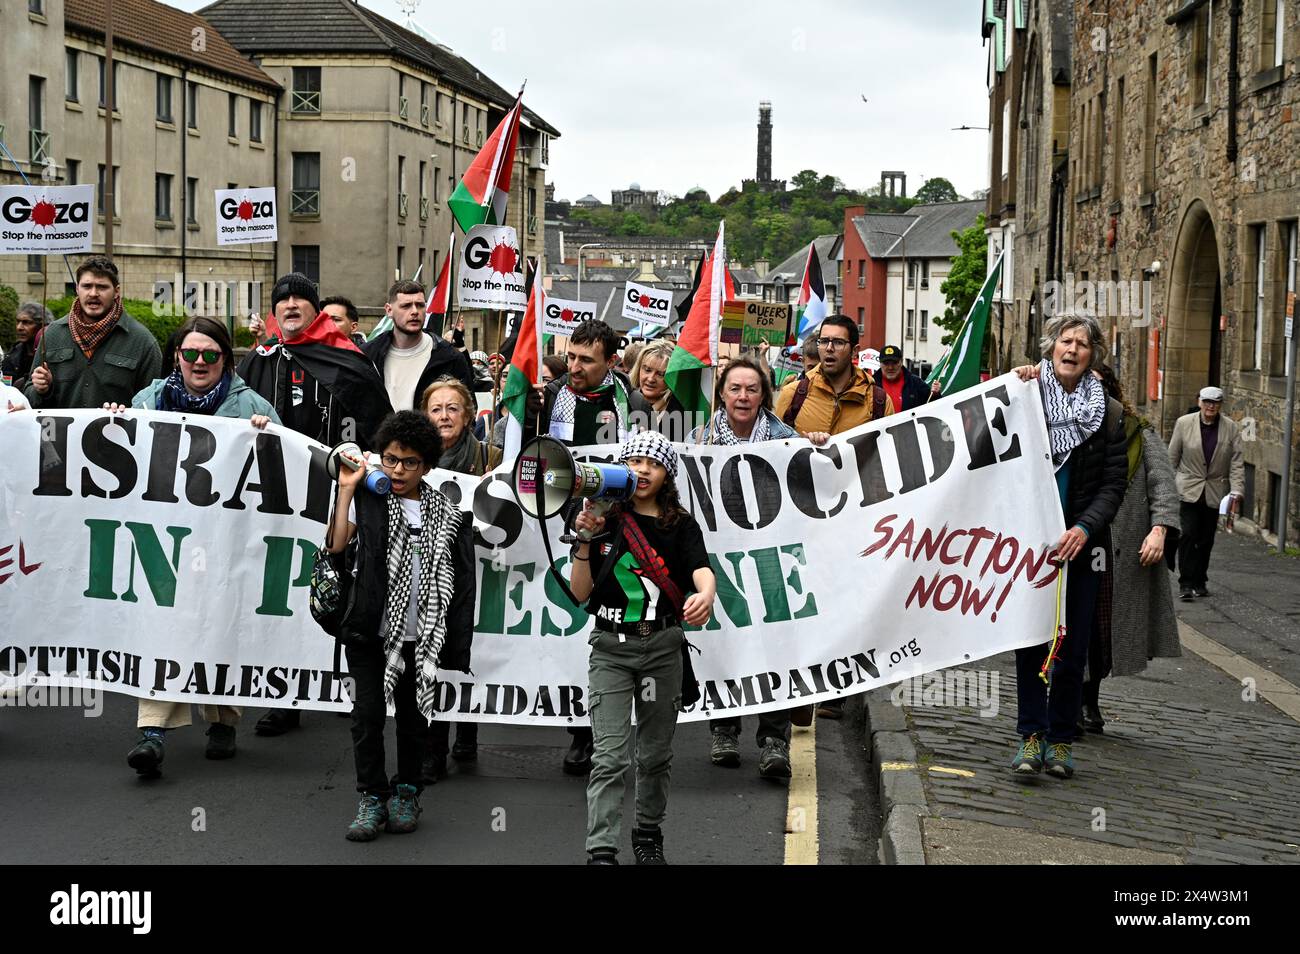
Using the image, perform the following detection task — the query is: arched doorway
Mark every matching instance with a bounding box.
[1163,200,1223,431]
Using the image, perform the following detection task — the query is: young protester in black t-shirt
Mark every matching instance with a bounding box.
[569,431,716,865]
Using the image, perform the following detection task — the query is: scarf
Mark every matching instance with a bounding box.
[548,371,630,444]
[68,296,124,358]
[706,407,772,446]
[438,426,482,476]
[381,482,462,721]
[157,368,232,415]
[1039,358,1106,470]
[1124,414,1154,484]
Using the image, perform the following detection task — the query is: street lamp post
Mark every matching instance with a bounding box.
[576,242,601,301]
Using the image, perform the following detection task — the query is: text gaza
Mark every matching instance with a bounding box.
[545,302,593,322]
[2,196,90,224]
[219,198,273,219]
[628,288,669,310]
[464,236,521,271]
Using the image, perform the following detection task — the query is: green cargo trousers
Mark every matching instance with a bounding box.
[584,624,684,855]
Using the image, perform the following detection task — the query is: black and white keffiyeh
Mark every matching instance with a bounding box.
[618,429,678,479]
[548,370,631,444]
[706,407,772,446]
[381,483,462,721]
[1039,358,1107,470]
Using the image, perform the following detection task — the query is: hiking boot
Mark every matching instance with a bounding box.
[205,723,237,760]
[127,730,165,776]
[1045,741,1075,778]
[709,726,741,767]
[631,826,667,865]
[385,783,422,834]
[451,740,478,763]
[587,848,619,865]
[1010,734,1043,774]
[421,753,447,785]
[1179,587,1195,602]
[255,709,300,736]
[345,795,388,842]
[562,736,593,775]
[757,736,792,779]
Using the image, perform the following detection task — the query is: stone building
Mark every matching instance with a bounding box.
[986,0,1299,541]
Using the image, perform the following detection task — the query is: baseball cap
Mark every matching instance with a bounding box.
[1199,386,1224,402]
[880,345,903,363]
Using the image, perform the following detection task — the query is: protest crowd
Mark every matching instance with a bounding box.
[2,247,1234,865]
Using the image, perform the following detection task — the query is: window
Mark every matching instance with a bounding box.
[432,250,439,283]
[1251,226,1266,369]
[397,246,405,279]
[419,160,428,220]
[1261,0,1285,71]
[96,164,120,216]
[920,309,929,341]
[920,260,930,289]
[1112,76,1125,202]
[906,308,915,339]
[1278,221,1298,377]
[420,82,430,125]
[1093,92,1105,190]
[29,0,44,13]
[292,67,321,113]
[397,155,407,218]
[433,165,441,203]
[249,101,262,142]
[186,177,198,224]
[435,91,444,124]
[65,50,78,102]
[66,158,79,184]
[906,261,917,290]
[28,254,42,273]
[398,74,409,120]
[1001,100,1010,180]
[291,246,320,287]
[156,75,173,122]
[541,133,549,166]
[97,56,119,109]
[228,93,238,137]
[186,82,199,129]
[291,153,321,216]
[857,307,865,328]
[418,247,426,277]
[155,173,173,222]
[29,77,48,165]
[1143,54,1158,193]
[1193,1,1214,107]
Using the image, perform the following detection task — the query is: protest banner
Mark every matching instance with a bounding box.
[214,187,278,246]
[622,281,673,328]
[0,375,1065,724]
[542,295,596,338]
[0,184,94,254]
[738,300,791,347]
[457,224,527,311]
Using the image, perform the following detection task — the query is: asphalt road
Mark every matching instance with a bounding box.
[0,692,880,865]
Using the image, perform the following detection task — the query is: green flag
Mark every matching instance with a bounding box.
[927,250,1004,396]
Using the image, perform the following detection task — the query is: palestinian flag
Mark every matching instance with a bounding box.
[794,243,827,342]
[664,221,725,423]
[424,233,456,335]
[927,248,1004,396]
[448,87,524,234]
[500,280,543,462]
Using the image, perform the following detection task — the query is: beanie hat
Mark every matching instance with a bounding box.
[618,430,678,480]
[271,272,320,315]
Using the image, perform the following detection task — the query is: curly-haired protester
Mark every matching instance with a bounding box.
[102,317,280,776]
[569,430,716,865]
[1010,315,1127,778]
[325,411,476,841]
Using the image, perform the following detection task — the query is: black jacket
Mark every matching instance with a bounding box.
[2,339,38,391]
[539,370,651,445]
[871,366,931,411]
[1065,397,1129,538]
[363,331,474,410]
[339,488,476,671]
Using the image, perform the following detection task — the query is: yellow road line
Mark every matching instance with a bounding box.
[783,722,818,865]
[1178,620,1300,725]
[928,766,976,778]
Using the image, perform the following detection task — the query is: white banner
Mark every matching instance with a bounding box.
[0,376,1065,724]
[0,184,94,254]
[215,187,278,245]
[542,296,596,338]
[457,224,527,311]
[622,281,673,328]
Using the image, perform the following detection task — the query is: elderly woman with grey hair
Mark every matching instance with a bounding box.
[1010,314,1128,779]
[2,302,53,391]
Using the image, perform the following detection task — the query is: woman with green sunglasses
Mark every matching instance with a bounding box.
[101,316,282,777]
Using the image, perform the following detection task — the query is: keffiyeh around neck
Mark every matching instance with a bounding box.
[1039,358,1106,470]
[548,370,630,444]
[706,407,771,446]
[68,296,124,358]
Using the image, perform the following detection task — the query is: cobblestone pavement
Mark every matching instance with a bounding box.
[883,530,1300,865]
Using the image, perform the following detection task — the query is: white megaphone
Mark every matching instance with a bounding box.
[511,435,636,542]
[325,441,392,495]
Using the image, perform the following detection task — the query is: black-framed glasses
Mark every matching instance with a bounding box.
[381,453,423,471]
[180,348,222,365]
[817,337,852,350]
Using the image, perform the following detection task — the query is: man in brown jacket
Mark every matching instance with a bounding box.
[775,314,893,719]
[1168,386,1245,600]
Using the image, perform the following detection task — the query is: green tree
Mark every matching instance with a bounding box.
[790,169,820,190]
[0,284,18,349]
[915,177,960,204]
[937,213,988,351]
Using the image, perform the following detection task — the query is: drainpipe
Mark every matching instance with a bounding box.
[180,66,187,298]
[1228,0,1241,164]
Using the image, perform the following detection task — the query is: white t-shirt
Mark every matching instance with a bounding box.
[349,495,423,641]
[384,334,433,411]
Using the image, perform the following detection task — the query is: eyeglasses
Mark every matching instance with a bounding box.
[817,337,852,350]
[381,454,424,471]
[180,348,222,365]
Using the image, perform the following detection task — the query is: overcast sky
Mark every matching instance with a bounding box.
[178,0,991,203]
